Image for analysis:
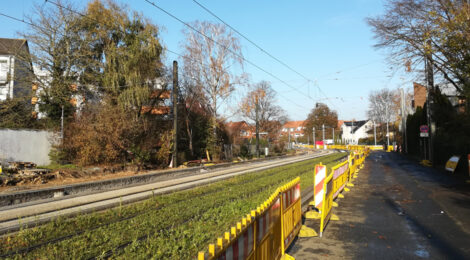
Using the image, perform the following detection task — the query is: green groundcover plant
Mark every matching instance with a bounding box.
[1,153,346,259]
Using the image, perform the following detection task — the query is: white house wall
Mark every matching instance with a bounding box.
[341,120,373,144]
[0,55,14,101]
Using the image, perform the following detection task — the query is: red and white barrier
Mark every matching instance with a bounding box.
[218,225,254,260]
[314,165,326,210]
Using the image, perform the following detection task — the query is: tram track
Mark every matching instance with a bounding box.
[0,151,332,236]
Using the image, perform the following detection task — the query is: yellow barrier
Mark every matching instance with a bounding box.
[319,172,334,237]
[367,145,383,151]
[256,194,282,260]
[198,178,304,260]
[348,153,356,180]
[332,160,349,199]
[279,178,302,254]
[199,149,372,258]
[318,149,369,236]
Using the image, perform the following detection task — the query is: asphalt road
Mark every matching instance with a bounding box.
[289,151,470,260]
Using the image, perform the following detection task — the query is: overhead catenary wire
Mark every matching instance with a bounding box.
[46,0,312,111]
[142,0,323,110]
[0,5,310,113]
[164,46,308,111]
[189,0,339,110]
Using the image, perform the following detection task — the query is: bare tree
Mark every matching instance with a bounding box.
[181,21,246,149]
[367,88,399,145]
[239,81,288,140]
[367,0,470,97]
[179,71,210,157]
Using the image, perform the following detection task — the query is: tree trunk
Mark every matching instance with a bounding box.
[185,115,194,157]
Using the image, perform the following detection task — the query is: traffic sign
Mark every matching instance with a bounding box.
[420,125,429,133]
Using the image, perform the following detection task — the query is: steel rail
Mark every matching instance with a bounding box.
[0,151,332,235]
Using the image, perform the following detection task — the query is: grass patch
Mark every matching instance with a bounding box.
[36,164,80,170]
[1,152,347,259]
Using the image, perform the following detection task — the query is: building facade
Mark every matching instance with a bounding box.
[341,120,373,145]
[0,38,32,101]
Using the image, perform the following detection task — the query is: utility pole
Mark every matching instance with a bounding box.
[373,121,377,146]
[425,40,434,163]
[313,127,315,148]
[255,96,260,158]
[322,124,325,150]
[288,128,291,150]
[60,105,64,144]
[384,98,390,148]
[332,128,335,145]
[386,115,390,147]
[172,61,178,168]
[400,88,407,153]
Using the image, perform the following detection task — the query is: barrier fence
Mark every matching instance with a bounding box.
[298,144,384,151]
[198,146,370,260]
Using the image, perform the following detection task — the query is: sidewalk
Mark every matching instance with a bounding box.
[288,151,470,260]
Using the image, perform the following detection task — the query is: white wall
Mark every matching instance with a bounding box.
[0,129,57,165]
[341,120,373,144]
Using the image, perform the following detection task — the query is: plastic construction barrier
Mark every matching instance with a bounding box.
[280,178,302,253]
[197,177,303,260]
[332,160,349,199]
[319,172,334,237]
[348,153,356,180]
[317,150,369,236]
[313,163,327,210]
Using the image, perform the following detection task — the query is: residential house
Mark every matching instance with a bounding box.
[226,121,254,144]
[0,38,33,101]
[341,120,373,145]
[438,83,466,113]
[281,121,306,139]
[141,88,171,115]
[412,82,466,113]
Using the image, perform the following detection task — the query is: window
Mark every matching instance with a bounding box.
[0,59,8,83]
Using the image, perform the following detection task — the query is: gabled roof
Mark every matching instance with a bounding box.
[226,121,250,130]
[337,120,344,129]
[342,120,368,133]
[141,106,170,115]
[283,120,305,129]
[150,90,170,99]
[0,38,28,55]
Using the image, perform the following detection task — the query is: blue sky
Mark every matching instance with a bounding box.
[1,0,414,121]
